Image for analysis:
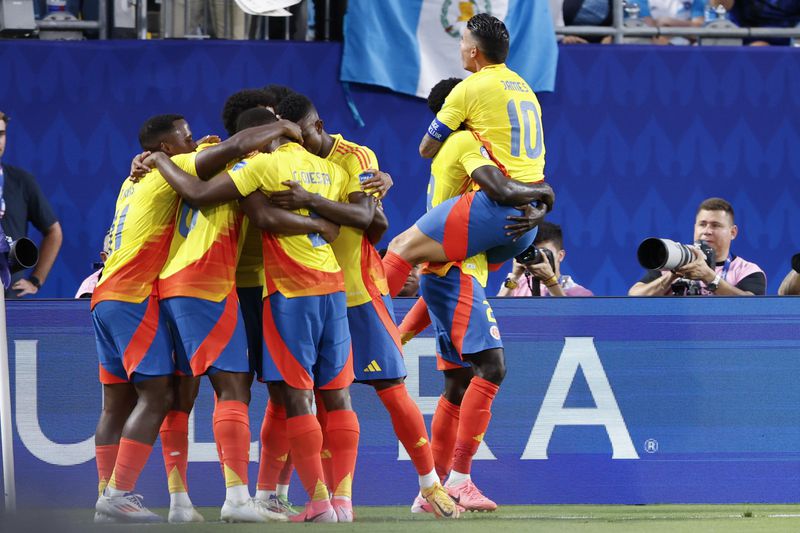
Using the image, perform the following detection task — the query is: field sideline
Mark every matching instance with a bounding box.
[2,505,799,532]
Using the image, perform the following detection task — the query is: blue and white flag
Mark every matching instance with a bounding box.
[341,0,558,98]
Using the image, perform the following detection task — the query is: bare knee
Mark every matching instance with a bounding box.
[319,388,352,412]
[466,349,506,386]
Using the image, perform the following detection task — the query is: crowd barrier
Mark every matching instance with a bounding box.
[3,297,799,507]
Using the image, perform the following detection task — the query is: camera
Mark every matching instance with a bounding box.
[637,238,715,271]
[515,245,556,271]
[1,235,39,289]
[792,252,800,274]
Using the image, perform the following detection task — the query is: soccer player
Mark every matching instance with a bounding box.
[270,93,460,519]
[220,88,299,516]
[126,112,305,523]
[91,114,202,523]
[141,107,359,524]
[383,13,551,295]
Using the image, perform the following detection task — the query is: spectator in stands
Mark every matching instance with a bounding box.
[0,110,63,298]
[649,0,705,44]
[628,197,766,296]
[550,0,655,44]
[497,222,592,297]
[711,0,800,45]
[777,254,800,295]
[398,265,421,297]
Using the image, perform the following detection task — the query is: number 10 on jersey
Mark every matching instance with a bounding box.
[507,100,543,159]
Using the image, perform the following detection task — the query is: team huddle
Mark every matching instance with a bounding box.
[90,13,553,524]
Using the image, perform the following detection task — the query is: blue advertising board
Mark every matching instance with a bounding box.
[3,297,800,508]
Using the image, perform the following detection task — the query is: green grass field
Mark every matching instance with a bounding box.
[5,505,799,532]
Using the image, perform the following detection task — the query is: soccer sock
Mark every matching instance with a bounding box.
[108,438,152,493]
[95,444,119,496]
[383,251,414,297]
[286,414,329,502]
[450,377,499,479]
[256,401,290,493]
[277,482,291,499]
[159,410,190,498]
[212,393,224,479]
[398,297,432,343]
[325,409,360,499]
[314,390,334,488]
[376,384,435,480]
[212,400,251,502]
[431,395,461,482]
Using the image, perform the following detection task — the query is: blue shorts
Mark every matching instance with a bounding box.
[237,285,264,379]
[261,291,353,390]
[160,290,250,377]
[416,190,538,265]
[419,268,503,370]
[349,294,407,382]
[92,295,175,384]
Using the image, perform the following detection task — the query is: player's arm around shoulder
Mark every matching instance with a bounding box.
[145,151,242,207]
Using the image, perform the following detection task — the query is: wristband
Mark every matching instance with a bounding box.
[544,276,559,288]
[28,275,42,289]
[426,118,453,142]
[503,277,518,290]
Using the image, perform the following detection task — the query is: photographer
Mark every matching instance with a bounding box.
[777,253,800,295]
[497,222,592,297]
[629,198,766,296]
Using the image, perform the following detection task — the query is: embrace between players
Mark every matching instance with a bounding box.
[90,13,553,524]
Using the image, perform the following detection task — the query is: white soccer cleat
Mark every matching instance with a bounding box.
[168,503,205,523]
[221,497,288,523]
[95,492,163,523]
[93,511,117,523]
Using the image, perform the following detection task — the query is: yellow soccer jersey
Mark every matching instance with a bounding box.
[434,64,545,183]
[325,134,389,307]
[424,131,491,287]
[228,142,359,298]
[158,144,245,302]
[235,217,265,289]
[92,152,196,307]
[427,130,498,211]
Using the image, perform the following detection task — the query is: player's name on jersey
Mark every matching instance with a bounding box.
[501,80,530,93]
[292,170,331,185]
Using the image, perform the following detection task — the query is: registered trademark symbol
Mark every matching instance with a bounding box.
[644,439,659,453]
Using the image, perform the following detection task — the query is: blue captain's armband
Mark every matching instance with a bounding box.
[426,118,453,142]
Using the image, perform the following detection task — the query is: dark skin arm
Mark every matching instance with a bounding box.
[144,151,241,207]
[269,182,376,230]
[239,192,340,243]
[366,203,389,245]
[504,203,548,241]
[419,135,443,159]
[193,120,302,179]
[470,165,555,211]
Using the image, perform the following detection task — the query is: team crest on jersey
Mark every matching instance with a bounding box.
[231,161,247,171]
[440,0,493,38]
[490,325,501,340]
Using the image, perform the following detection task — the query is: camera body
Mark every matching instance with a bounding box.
[515,245,556,271]
[1,233,40,290]
[637,238,715,271]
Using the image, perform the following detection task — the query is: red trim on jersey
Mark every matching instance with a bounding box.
[92,227,175,309]
[121,295,161,378]
[158,219,242,301]
[450,274,474,356]
[261,234,344,298]
[335,144,371,170]
[359,237,389,300]
[372,295,403,352]
[262,300,314,390]
[189,292,240,376]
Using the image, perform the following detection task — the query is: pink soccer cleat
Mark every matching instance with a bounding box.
[446,480,497,512]
[290,499,338,523]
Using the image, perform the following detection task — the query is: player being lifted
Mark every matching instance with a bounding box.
[270,93,459,519]
[383,13,551,295]
[141,107,358,524]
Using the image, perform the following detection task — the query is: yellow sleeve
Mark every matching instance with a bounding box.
[435,80,468,131]
[170,151,198,175]
[459,138,498,177]
[339,166,362,202]
[228,153,271,197]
